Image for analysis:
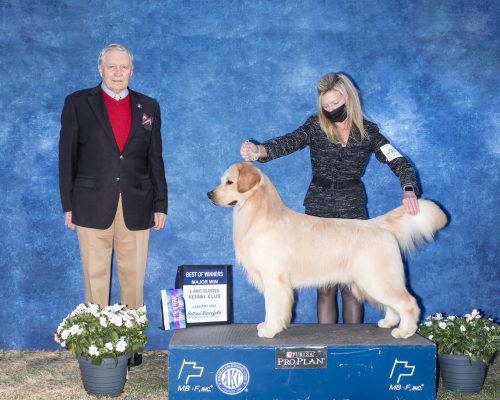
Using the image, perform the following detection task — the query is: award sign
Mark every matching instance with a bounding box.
[176,265,232,326]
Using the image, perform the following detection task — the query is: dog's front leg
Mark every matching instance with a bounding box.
[257,277,294,338]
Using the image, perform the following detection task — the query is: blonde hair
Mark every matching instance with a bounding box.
[316,73,366,143]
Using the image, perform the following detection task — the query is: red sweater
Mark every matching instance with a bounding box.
[102,90,131,153]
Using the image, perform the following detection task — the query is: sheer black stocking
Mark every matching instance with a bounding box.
[317,286,338,324]
[316,286,364,324]
[340,286,363,324]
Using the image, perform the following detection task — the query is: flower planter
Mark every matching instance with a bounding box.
[439,353,487,394]
[77,354,130,397]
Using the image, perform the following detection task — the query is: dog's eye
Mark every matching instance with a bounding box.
[226,180,233,185]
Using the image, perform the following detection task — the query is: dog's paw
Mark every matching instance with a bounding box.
[391,327,416,339]
[378,318,396,329]
[257,322,266,330]
[257,325,280,338]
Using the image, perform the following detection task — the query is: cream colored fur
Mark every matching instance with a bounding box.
[208,163,447,339]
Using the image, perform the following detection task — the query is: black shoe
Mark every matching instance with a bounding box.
[129,353,143,367]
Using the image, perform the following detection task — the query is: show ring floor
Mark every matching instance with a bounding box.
[168,323,436,400]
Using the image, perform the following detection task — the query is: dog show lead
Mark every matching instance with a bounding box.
[240,72,420,326]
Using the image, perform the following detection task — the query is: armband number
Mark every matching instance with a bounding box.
[379,144,402,162]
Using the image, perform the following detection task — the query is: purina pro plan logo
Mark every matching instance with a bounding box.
[215,362,250,395]
[275,346,327,369]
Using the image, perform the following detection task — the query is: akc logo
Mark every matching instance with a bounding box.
[215,362,250,395]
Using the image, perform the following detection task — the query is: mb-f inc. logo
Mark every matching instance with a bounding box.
[388,358,425,392]
[176,359,214,394]
[215,362,250,395]
[389,358,415,383]
[178,359,204,384]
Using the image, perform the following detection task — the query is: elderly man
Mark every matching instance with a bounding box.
[59,44,167,364]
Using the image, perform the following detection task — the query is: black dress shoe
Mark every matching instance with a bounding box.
[129,353,143,367]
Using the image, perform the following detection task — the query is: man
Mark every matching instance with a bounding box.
[59,44,167,364]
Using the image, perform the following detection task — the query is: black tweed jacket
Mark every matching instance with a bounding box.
[260,115,418,219]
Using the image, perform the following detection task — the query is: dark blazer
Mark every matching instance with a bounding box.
[59,84,167,230]
[260,115,418,219]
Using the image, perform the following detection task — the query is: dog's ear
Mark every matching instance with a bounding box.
[237,163,261,193]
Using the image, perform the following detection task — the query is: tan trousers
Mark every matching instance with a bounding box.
[76,195,150,309]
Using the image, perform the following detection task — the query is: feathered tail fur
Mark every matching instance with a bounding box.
[373,199,448,253]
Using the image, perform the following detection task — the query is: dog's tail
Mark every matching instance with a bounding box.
[373,199,447,254]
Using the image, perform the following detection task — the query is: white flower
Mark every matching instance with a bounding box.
[447,316,456,321]
[69,324,82,335]
[424,321,432,326]
[125,320,133,328]
[111,315,123,327]
[121,313,132,324]
[109,304,123,313]
[61,329,70,340]
[438,322,447,329]
[484,326,490,331]
[99,316,108,327]
[116,340,127,353]
[88,345,99,356]
[465,314,472,322]
[88,303,100,317]
[103,305,112,313]
[138,315,147,324]
[105,342,114,351]
[71,303,87,316]
[428,335,434,341]
[471,309,481,319]
[61,341,66,347]
[460,325,466,332]
[433,313,443,321]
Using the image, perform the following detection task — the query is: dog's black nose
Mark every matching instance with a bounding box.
[207,191,214,200]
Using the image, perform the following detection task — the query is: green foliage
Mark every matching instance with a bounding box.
[54,303,148,365]
[417,310,499,365]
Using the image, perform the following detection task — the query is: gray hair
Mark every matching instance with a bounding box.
[98,44,134,66]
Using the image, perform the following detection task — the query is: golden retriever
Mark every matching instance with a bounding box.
[207,163,447,339]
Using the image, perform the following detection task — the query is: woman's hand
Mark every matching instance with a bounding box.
[240,141,262,161]
[402,192,419,215]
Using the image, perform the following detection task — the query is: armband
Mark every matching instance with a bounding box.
[379,144,402,162]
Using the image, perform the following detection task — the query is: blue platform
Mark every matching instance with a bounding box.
[168,324,436,399]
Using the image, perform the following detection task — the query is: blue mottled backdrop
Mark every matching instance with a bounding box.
[0,0,498,350]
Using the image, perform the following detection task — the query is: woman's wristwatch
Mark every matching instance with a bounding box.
[403,185,415,193]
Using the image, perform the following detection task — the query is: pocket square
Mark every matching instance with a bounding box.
[142,113,153,130]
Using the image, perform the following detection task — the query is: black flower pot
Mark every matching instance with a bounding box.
[439,353,487,394]
[77,354,130,397]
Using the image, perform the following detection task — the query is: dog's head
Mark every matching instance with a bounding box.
[207,163,262,207]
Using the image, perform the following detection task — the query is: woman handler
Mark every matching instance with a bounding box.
[240,72,420,324]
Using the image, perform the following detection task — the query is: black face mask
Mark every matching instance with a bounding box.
[323,104,347,123]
